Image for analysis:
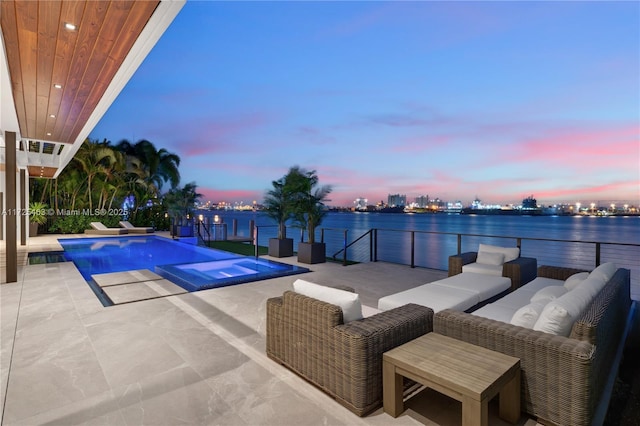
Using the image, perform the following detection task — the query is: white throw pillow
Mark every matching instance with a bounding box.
[588,262,617,284]
[531,286,568,304]
[578,276,608,299]
[511,301,547,329]
[293,279,363,323]
[478,243,520,263]
[533,286,594,336]
[564,272,590,291]
[476,251,505,266]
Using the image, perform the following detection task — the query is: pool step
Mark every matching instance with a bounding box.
[92,269,187,305]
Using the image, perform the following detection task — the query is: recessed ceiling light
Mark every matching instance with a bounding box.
[54,84,62,89]
[46,132,52,136]
[64,22,76,31]
[49,114,55,118]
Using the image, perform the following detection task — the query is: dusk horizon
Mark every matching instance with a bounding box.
[89,1,640,208]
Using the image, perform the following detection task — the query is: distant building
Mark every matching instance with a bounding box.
[388,194,406,207]
[415,195,429,208]
[354,198,368,211]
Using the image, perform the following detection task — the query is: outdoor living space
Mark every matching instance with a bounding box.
[0,234,637,425]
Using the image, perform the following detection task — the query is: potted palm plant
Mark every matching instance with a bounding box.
[164,182,201,237]
[264,173,294,257]
[29,201,48,236]
[292,168,332,264]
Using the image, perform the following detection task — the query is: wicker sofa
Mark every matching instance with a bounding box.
[448,244,538,290]
[266,286,433,416]
[434,265,632,426]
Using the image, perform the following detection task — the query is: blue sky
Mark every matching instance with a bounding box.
[89,1,640,207]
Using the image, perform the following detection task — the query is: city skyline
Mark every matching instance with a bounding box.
[89,1,639,207]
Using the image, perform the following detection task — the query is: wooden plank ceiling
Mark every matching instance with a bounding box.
[1,0,160,177]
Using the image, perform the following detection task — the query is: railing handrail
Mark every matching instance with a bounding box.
[365,227,639,248]
[196,219,211,244]
[332,229,372,260]
[318,226,639,282]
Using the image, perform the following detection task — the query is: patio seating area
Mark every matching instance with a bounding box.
[1,234,638,425]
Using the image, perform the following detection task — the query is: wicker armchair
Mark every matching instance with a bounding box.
[434,266,632,426]
[448,251,537,290]
[266,288,433,416]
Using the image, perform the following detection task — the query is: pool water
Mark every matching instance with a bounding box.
[58,235,308,292]
[158,258,306,292]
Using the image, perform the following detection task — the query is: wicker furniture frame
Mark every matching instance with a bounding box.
[266,288,433,416]
[434,266,632,426]
[448,252,537,290]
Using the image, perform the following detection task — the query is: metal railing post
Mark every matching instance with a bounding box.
[370,230,373,261]
[254,226,259,258]
[410,231,415,268]
[595,242,601,266]
[373,228,378,262]
[343,230,348,266]
[457,234,462,254]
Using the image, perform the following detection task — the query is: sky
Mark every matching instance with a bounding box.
[89,1,640,208]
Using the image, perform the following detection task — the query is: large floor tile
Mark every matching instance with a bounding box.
[7,389,126,426]
[3,326,111,423]
[86,320,187,389]
[114,365,233,425]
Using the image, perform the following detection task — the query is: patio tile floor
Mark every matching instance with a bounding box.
[0,234,567,425]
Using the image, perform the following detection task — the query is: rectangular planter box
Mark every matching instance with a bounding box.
[297,242,326,264]
[269,238,294,258]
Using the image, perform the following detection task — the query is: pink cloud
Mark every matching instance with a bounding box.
[507,125,639,169]
[144,111,273,158]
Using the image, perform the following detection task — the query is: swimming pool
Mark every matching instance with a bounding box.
[58,235,308,293]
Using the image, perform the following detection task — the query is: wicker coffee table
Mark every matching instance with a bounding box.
[383,333,520,426]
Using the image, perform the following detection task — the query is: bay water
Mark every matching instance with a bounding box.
[197,210,639,289]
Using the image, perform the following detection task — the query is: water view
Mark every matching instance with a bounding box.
[196,210,640,285]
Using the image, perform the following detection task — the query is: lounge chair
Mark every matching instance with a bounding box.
[85,222,127,235]
[448,243,537,290]
[119,221,154,234]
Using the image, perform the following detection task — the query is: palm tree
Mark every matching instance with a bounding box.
[115,139,180,195]
[72,140,117,210]
[289,167,332,244]
[164,182,202,223]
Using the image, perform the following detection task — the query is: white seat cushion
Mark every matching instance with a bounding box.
[293,279,363,323]
[377,272,510,313]
[361,305,382,317]
[491,289,536,309]
[462,262,503,276]
[473,303,518,323]
[432,272,511,301]
[378,284,477,312]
